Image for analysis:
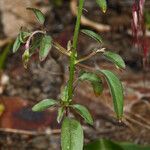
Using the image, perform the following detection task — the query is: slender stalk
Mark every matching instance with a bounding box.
[76,48,105,64]
[25,30,46,50]
[72,0,84,50]
[68,0,84,100]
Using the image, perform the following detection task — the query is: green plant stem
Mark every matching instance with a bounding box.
[68,0,84,101]
[72,0,84,50]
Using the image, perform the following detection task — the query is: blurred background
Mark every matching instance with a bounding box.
[0,0,150,149]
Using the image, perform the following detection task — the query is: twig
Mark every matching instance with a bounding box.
[76,48,105,64]
[53,41,71,56]
[0,128,61,135]
[124,115,150,130]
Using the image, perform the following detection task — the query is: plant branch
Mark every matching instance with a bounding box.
[76,48,105,64]
[53,41,71,56]
[25,30,46,50]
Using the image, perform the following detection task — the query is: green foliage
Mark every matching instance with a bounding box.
[81,29,102,43]
[13,36,21,53]
[103,51,126,69]
[71,104,93,125]
[52,0,63,6]
[12,3,125,150]
[39,35,52,61]
[96,0,107,13]
[0,43,12,70]
[84,139,150,150]
[27,8,45,25]
[79,72,103,96]
[29,35,43,55]
[61,118,83,150]
[32,99,57,112]
[97,70,124,120]
[19,31,31,43]
[57,107,65,123]
[145,11,150,30]
[61,85,69,102]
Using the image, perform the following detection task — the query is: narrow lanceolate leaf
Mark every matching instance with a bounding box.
[96,0,107,13]
[71,104,93,125]
[57,107,65,123]
[27,7,45,24]
[61,118,83,150]
[32,99,57,112]
[96,70,124,120]
[103,51,126,69]
[79,72,103,96]
[13,36,21,53]
[81,29,102,43]
[39,35,52,61]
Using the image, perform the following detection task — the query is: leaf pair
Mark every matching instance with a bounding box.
[79,70,124,120]
[81,30,125,70]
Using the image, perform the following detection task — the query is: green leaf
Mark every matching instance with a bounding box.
[81,29,102,43]
[22,49,30,69]
[61,85,69,102]
[61,118,83,150]
[96,0,107,13]
[79,72,103,96]
[39,35,52,61]
[29,34,43,55]
[96,70,124,120]
[57,107,65,123]
[19,31,31,43]
[32,99,57,112]
[27,7,45,24]
[84,139,123,150]
[84,139,150,150]
[103,51,126,69]
[13,36,21,53]
[71,104,93,125]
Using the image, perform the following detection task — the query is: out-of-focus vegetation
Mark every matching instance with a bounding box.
[84,139,150,150]
[0,43,12,70]
[145,11,150,30]
[51,0,63,6]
